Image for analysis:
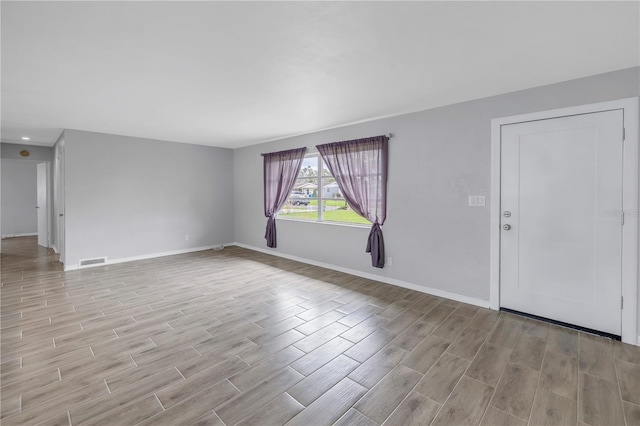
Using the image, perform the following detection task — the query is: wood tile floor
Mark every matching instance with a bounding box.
[1,236,639,426]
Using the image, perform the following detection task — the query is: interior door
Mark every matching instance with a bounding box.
[36,162,48,247]
[54,140,65,264]
[500,110,624,335]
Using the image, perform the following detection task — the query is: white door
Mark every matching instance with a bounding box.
[500,110,624,335]
[54,140,65,263]
[36,162,48,247]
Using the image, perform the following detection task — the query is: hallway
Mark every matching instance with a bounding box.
[1,236,62,284]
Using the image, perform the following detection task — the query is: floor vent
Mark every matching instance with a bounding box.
[79,257,107,268]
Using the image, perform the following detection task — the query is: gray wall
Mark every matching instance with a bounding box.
[233,67,639,304]
[1,143,54,162]
[1,143,54,240]
[1,159,37,237]
[63,130,234,267]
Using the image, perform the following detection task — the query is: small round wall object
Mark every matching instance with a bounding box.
[20,150,30,157]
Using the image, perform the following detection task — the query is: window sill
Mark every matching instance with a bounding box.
[277,217,371,229]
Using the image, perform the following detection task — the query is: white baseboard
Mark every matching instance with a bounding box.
[63,244,225,271]
[229,242,490,309]
[1,232,37,239]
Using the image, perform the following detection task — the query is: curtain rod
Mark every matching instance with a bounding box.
[261,133,393,156]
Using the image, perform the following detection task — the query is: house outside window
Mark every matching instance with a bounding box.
[278,153,370,225]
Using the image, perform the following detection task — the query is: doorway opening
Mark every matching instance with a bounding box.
[1,158,51,248]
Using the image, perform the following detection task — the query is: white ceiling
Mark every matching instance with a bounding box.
[1,1,638,149]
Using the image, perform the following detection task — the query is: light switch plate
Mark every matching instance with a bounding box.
[469,195,486,207]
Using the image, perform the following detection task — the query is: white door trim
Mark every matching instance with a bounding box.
[36,161,50,248]
[490,97,639,345]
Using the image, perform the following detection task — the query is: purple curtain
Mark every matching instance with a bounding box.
[316,135,389,268]
[263,147,307,248]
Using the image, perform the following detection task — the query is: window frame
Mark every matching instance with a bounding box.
[277,152,370,227]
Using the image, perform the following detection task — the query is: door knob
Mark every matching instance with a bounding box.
[503,224,511,231]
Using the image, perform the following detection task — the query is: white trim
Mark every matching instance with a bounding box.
[230,242,490,309]
[46,161,52,249]
[1,232,38,239]
[63,244,224,271]
[277,216,370,229]
[490,97,639,346]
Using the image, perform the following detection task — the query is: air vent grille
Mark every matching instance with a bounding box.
[79,257,107,267]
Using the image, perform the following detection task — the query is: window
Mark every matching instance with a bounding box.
[278,153,371,225]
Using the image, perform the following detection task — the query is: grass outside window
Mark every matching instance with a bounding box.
[280,154,371,226]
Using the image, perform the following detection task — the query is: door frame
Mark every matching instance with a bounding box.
[490,97,639,345]
[36,161,51,248]
[54,137,66,265]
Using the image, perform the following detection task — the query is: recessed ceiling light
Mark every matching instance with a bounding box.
[21,136,30,140]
